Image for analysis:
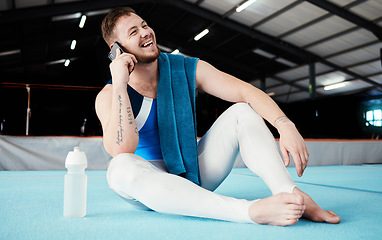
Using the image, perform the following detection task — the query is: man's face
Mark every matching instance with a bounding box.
[114,13,160,63]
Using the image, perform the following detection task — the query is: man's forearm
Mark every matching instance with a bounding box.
[104,85,139,156]
[245,87,294,129]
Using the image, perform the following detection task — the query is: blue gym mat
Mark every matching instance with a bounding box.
[1,165,381,240]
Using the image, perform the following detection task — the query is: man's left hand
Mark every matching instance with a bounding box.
[277,122,309,177]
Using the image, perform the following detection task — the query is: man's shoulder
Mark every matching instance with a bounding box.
[99,83,112,93]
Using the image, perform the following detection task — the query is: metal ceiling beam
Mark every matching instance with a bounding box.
[271,75,315,96]
[323,40,380,59]
[305,0,382,40]
[0,0,154,23]
[272,41,380,86]
[1,0,381,90]
[269,57,381,92]
[164,0,382,89]
[158,33,314,95]
[251,0,304,29]
[302,16,382,49]
[0,0,309,92]
[0,0,311,61]
[269,49,381,99]
[278,0,367,39]
[309,63,316,99]
[317,57,382,88]
[274,71,382,100]
[166,0,312,61]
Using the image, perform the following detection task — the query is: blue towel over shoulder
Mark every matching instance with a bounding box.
[157,53,200,185]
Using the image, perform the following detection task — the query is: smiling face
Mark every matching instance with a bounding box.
[113,13,160,63]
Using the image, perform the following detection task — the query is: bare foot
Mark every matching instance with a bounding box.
[249,193,305,226]
[293,188,341,224]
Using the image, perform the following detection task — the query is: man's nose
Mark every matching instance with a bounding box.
[140,28,150,38]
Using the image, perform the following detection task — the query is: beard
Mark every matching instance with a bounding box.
[134,46,161,63]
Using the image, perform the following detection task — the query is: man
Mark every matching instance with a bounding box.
[96,7,341,225]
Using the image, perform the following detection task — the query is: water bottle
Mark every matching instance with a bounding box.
[63,147,88,218]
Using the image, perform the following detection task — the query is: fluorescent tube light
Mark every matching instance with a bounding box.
[52,13,81,21]
[64,59,70,67]
[366,111,373,121]
[46,59,65,65]
[194,29,209,41]
[374,109,382,120]
[70,40,77,50]
[253,49,275,59]
[236,0,257,13]
[79,15,87,28]
[171,49,180,55]
[0,49,20,57]
[324,82,346,91]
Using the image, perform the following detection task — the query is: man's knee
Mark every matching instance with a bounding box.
[228,103,262,121]
[107,153,153,210]
[107,153,140,193]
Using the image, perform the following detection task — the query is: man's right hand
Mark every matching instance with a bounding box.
[109,48,138,85]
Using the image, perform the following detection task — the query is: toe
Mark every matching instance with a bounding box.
[325,211,341,224]
[279,218,299,226]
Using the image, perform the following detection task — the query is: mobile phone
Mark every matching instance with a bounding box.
[108,42,134,74]
[108,42,125,61]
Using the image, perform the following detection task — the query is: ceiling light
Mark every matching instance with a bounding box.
[374,109,382,119]
[236,0,257,13]
[324,82,346,91]
[171,49,180,54]
[275,57,297,67]
[194,29,209,41]
[64,59,70,67]
[0,49,20,57]
[70,40,77,50]
[253,48,275,58]
[46,59,66,65]
[79,15,87,28]
[52,13,81,21]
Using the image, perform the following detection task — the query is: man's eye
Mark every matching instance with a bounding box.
[130,30,137,36]
[143,25,148,28]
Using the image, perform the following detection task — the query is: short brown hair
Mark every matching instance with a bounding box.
[101,7,136,46]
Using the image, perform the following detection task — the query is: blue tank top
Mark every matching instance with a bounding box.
[134,97,163,160]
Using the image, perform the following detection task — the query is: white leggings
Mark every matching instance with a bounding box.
[107,103,296,223]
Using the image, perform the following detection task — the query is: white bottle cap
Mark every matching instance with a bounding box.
[65,147,87,168]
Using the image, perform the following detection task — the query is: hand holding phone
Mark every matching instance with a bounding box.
[108,42,135,74]
[108,42,125,61]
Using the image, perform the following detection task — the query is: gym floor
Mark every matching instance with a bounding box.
[1,165,381,239]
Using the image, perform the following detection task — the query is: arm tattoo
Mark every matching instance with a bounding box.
[116,95,124,145]
[127,107,139,136]
[127,106,133,124]
[116,96,139,145]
